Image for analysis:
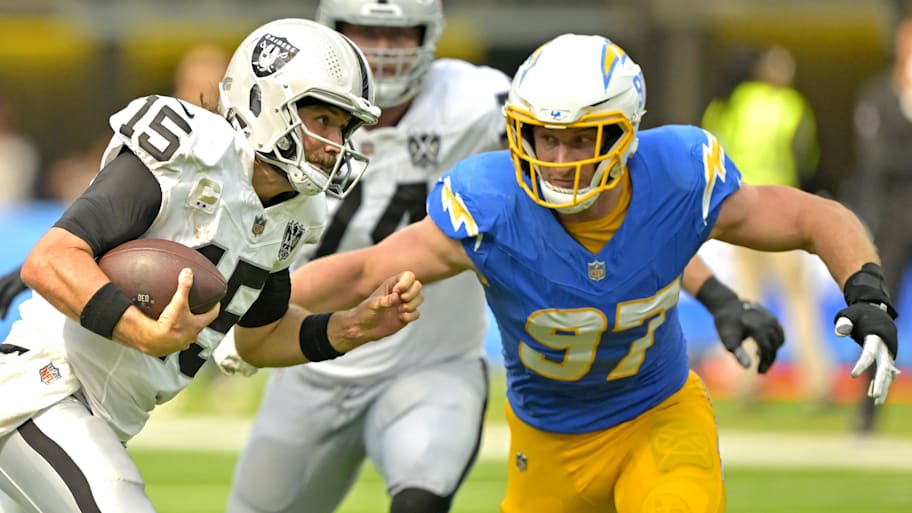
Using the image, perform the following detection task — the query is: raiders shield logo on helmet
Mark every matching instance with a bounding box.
[252,34,301,77]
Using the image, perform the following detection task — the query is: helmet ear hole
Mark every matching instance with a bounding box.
[520,125,535,148]
[249,85,262,117]
[601,124,624,155]
[277,135,296,159]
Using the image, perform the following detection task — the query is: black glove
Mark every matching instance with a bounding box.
[696,276,786,374]
[0,265,27,320]
[834,263,898,358]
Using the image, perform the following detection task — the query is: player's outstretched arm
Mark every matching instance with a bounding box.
[233,272,423,367]
[712,183,899,403]
[290,217,473,312]
[683,255,785,373]
[324,271,423,352]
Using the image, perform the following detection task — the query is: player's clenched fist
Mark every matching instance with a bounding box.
[326,272,423,354]
[382,271,423,321]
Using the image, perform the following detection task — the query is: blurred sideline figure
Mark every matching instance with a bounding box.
[0,93,40,206]
[220,3,784,513]
[172,43,230,109]
[41,44,230,206]
[702,44,834,406]
[850,14,912,433]
[42,135,109,203]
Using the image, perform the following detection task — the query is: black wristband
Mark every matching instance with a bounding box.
[695,276,739,314]
[298,312,344,362]
[80,282,133,339]
[844,262,898,319]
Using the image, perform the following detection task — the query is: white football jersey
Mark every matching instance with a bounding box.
[8,96,326,441]
[299,59,510,381]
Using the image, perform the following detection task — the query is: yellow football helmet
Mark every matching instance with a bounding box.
[505,34,646,213]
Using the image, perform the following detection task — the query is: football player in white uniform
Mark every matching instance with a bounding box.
[225,4,499,513]
[0,19,422,513]
[221,3,784,513]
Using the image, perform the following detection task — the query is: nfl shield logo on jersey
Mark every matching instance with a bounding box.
[588,260,606,281]
[252,34,301,77]
[515,452,528,472]
[252,215,267,236]
[38,363,62,385]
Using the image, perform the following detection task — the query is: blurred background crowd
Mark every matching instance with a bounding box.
[1,0,912,429]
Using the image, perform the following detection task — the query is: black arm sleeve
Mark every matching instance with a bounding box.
[237,268,291,328]
[54,149,163,257]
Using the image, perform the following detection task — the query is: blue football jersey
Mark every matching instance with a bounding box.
[427,125,742,434]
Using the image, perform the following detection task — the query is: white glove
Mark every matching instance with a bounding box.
[835,317,901,405]
[212,331,259,377]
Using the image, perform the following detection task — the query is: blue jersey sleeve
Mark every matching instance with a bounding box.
[690,127,742,240]
[427,151,515,267]
[640,125,742,242]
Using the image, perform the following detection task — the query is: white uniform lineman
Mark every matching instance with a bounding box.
[227,59,510,513]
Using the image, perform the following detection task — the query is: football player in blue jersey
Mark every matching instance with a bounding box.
[287,33,900,512]
[217,3,782,513]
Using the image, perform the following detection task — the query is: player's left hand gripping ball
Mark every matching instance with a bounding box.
[834,263,900,405]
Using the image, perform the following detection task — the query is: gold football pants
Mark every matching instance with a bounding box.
[501,371,724,513]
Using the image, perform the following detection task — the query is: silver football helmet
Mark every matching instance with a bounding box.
[316,0,444,108]
[505,34,647,214]
[219,18,381,198]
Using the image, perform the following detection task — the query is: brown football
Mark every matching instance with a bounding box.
[98,239,227,319]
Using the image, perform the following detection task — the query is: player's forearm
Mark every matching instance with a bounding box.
[235,304,370,367]
[802,196,879,288]
[234,307,308,367]
[21,228,110,320]
[24,249,165,354]
[291,249,379,312]
[681,255,714,296]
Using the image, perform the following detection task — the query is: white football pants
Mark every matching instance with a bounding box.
[227,357,488,513]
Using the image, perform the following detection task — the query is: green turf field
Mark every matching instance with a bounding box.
[132,449,912,513]
[130,371,912,512]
